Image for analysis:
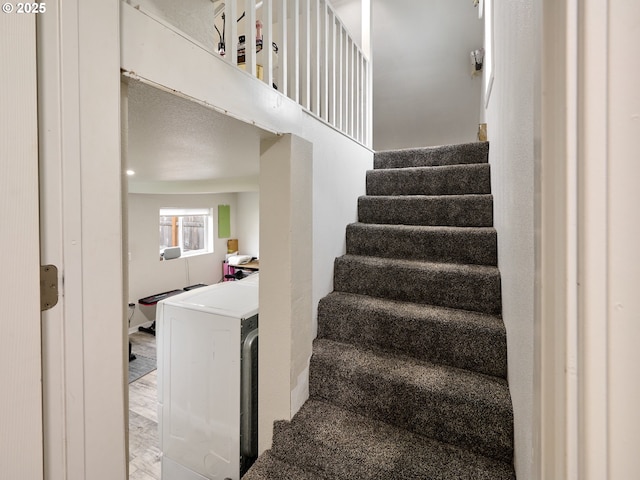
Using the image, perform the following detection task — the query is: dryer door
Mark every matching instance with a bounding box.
[159,304,241,480]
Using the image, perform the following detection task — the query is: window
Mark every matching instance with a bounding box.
[159,208,213,259]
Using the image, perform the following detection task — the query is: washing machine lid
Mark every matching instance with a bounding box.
[161,274,259,318]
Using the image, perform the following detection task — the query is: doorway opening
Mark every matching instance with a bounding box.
[122,78,269,479]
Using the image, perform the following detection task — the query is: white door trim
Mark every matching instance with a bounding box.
[38,3,127,479]
[538,0,640,478]
[536,1,579,478]
[0,13,43,480]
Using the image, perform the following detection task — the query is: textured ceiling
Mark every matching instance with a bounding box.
[125,80,268,188]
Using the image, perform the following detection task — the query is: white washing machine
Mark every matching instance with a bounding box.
[156,274,259,480]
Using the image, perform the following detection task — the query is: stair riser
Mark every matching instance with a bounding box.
[366,164,491,196]
[333,258,502,315]
[309,358,513,462]
[346,224,498,265]
[317,294,507,378]
[374,142,489,169]
[358,195,493,227]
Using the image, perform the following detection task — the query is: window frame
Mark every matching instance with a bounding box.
[159,207,214,259]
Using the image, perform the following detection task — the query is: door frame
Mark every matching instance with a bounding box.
[38,2,127,479]
[537,0,640,478]
[0,13,43,480]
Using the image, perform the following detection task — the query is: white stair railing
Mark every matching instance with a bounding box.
[214,0,370,145]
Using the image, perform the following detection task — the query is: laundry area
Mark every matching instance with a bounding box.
[128,272,259,480]
[123,76,266,480]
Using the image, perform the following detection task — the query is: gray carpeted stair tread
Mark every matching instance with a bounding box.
[317,291,507,378]
[374,142,489,169]
[269,399,516,480]
[241,451,329,480]
[346,222,498,265]
[309,338,513,462]
[334,254,502,315]
[358,194,493,227]
[367,163,491,196]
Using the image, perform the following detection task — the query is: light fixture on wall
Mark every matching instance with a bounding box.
[471,48,484,77]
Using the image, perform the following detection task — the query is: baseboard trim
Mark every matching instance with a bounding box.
[129,321,153,335]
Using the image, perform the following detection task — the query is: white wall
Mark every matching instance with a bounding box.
[371,0,483,150]
[237,191,260,257]
[483,1,535,479]
[127,193,238,329]
[372,0,483,150]
[331,0,363,48]
[126,0,218,52]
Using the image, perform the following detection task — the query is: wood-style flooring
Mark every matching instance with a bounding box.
[129,332,160,480]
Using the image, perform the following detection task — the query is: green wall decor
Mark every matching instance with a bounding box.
[218,204,231,238]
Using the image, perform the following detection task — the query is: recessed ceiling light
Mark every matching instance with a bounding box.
[126,170,136,176]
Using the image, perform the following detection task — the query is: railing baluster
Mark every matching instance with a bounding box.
[347,38,352,136]
[350,40,356,138]
[229,0,238,66]
[342,27,348,134]
[343,31,348,134]
[322,0,329,121]
[359,52,365,143]
[313,0,321,115]
[366,58,371,145]
[292,0,300,103]
[338,22,343,131]
[301,0,310,109]
[330,10,336,125]
[355,49,360,142]
[278,0,287,95]
[245,0,257,76]
[264,0,273,88]
[345,28,350,135]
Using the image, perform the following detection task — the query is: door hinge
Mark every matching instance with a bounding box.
[40,264,59,311]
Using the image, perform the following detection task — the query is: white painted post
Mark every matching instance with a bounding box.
[245,0,257,76]
[229,0,238,66]
[301,0,310,109]
[337,22,343,131]
[344,28,350,135]
[330,11,336,126]
[264,0,274,88]
[359,53,365,143]
[322,0,329,121]
[278,0,287,95]
[313,0,321,115]
[349,39,355,137]
[341,27,348,134]
[367,58,373,146]
[292,0,300,102]
[353,49,362,141]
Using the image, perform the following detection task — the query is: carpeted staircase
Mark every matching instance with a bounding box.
[244,142,516,479]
